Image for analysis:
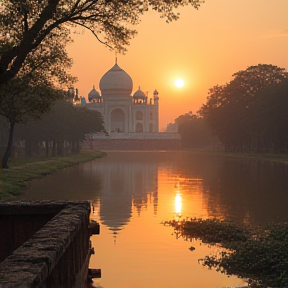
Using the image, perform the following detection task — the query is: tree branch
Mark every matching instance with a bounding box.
[71,20,113,50]
[0,0,61,84]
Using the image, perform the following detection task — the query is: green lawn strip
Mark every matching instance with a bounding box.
[164,218,288,287]
[0,151,106,201]
[183,149,288,164]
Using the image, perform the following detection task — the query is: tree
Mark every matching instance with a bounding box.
[174,111,216,148]
[0,0,203,86]
[200,64,288,151]
[0,10,78,169]
[250,79,288,153]
[0,76,64,168]
[16,100,105,157]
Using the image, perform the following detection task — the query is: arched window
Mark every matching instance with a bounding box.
[136,111,143,120]
[110,108,125,132]
[136,123,143,133]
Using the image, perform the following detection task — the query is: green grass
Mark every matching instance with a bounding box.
[0,151,106,201]
[2,149,287,202]
[182,149,288,164]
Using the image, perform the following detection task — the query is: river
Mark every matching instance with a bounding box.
[19,151,288,288]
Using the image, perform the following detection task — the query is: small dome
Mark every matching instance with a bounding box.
[88,86,101,102]
[99,63,133,96]
[133,87,146,99]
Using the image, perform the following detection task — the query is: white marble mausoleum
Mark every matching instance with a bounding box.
[81,61,159,136]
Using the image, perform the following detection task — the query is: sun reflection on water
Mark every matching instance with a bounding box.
[174,188,182,216]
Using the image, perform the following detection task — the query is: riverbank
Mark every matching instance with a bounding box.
[184,149,288,164]
[0,151,106,202]
[2,149,288,202]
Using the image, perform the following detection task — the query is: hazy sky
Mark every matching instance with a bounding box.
[67,0,288,130]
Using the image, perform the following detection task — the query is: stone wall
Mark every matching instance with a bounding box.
[0,201,93,288]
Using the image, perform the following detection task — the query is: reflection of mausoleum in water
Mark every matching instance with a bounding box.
[89,153,158,239]
[77,60,180,149]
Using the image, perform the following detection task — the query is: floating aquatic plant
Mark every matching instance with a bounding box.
[164,218,288,287]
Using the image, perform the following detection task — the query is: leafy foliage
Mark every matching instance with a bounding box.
[200,64,288,152]
[164,218,251,244]
[165,218,288,287]
[0,76,64,168]
[15,100,105,157]
[0,76,64,124]
[0,0,203,85]
[173,112,218,148]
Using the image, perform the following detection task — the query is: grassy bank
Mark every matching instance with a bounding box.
[0,151,106,202]
[183,149,288,164]
[2,149,287,202]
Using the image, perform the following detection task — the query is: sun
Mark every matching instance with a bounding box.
[174,78,184,88]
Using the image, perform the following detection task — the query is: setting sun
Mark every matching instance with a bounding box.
[174,78,184,88]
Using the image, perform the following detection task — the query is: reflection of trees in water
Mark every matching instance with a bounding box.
[20,163,102,201]
[212,159,288,225]
[168,153,288,225]
[86,151,288,236]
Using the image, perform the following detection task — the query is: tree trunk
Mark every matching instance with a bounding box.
[52,140,56,157]
[1,122,15,169]
[25,139,32,158]
[45,140,49,158]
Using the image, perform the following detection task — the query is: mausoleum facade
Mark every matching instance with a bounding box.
[81,61,159,135]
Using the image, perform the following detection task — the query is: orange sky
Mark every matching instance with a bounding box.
[67,0,288,131]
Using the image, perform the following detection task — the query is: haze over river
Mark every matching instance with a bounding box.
[20,151,288,288]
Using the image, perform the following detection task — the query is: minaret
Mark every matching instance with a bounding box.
[74,88,80,103]
[153,89,159,132]
[153,89,159,105]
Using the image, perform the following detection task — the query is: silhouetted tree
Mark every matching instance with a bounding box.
[0,0,202,86]
[200,64,288,152]
[0,76,64,168]
[16,100,105,157]
[172,112,216,148]
[250,79,288,153]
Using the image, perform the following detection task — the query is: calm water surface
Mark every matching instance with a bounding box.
[20,151,288,288]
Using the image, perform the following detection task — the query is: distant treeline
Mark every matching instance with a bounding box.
[0,100,104,158]
[170,64,288,153]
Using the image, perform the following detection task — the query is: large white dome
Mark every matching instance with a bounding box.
[99,63,133,96]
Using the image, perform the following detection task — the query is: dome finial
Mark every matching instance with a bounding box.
[115,51,118,65]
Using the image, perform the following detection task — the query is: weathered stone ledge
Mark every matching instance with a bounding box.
[0,201,92,288]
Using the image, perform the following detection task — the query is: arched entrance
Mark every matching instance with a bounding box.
[135,123,143,133]
[110,108,125,133]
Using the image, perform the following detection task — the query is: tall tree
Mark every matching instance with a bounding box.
[250,79,288,153]
[16,100,105,157]
[0,17,77,168]
[200,64,288,151]
[0,0,202,86]
[0,76,64,168]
